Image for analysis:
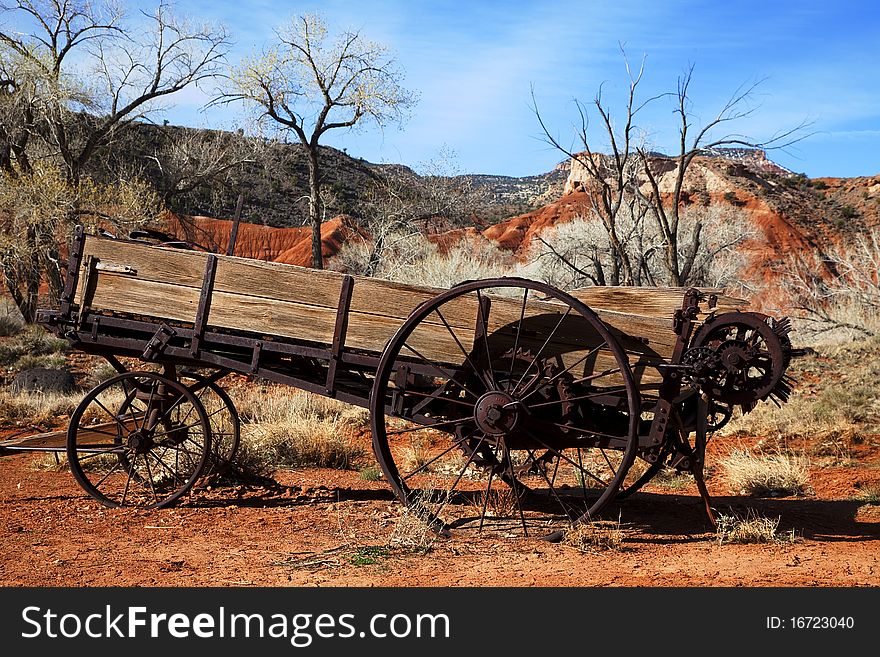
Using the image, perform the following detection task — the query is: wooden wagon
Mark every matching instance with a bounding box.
[2,226,797,539]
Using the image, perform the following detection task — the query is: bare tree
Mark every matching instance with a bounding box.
[636,67,806,286]
[222,12,416,269]
[533,54,662,286]
[534,53,808,286]
[0,1,228,321]
[143,125,259,205]
[0,0,230,185]
[0,162,157,321]
[782,230,880,339]
[525,204,754,292]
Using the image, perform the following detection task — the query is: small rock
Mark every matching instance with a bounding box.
[11,368,76,394]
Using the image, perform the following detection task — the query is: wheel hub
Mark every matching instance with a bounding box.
[474,391,519,436]
[126,430,153,454]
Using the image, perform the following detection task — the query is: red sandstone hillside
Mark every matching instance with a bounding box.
[159,152,879,295]
[159,213,367,266]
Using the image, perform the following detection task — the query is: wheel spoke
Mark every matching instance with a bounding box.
[91,459,124,489]
[507,288,530,383]
[92,397,130,435]
[141,453,160,504]
[384,416,474,437]
[521,427,611,488]
[120,378,143,432]
[433,308,493,392]
[427,434,487,527]
[571,367,622,385]
[401,342,482,400]
[401,388,476,409]
[401,433,473,480]
[527,448,577,520]
[149,452,185,486]
[119,453,135,506]
[525,386,628,409]
[475,290,499,390]
[151,418,211,443]
[477,463,497,533]
[504,442,529,536]
[516,341,608,404]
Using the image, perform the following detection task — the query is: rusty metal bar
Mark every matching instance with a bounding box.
[59,225,86,317]
[325,275,354,396]
[191,254,218,357]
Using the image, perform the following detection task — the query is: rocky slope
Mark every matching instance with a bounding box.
[159,145,879,304]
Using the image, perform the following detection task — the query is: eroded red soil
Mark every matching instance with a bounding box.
[2,435,879,588]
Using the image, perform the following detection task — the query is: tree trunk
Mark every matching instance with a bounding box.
[306,147,324,270]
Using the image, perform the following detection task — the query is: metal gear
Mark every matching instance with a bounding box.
[689,311,794,410]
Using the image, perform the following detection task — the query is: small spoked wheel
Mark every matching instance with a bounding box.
[179,372,240,476]
[370,278,640,539]
[67,371,211,508]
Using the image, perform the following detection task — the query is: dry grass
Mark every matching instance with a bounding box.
[388,499,438,553]
[854,484,880,505]
[718,449,810,497]
[720,337,880,456]
[401,434,431,473]
[0,389,81,426]
[716,510,799,545]
[562,518,626,553]
[651,467,693,490]
[230,385,369,474]
[0,325,68,370]
[232,384,369,428]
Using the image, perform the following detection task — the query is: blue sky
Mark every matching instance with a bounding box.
[14,0,880,177]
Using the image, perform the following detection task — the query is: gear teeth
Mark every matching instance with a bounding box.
[770,374,794,405]
[770,316,793,339]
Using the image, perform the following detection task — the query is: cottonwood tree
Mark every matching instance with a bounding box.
[0,0,228,321]
[0,0,230,184]
[532,56,656,286]
[534,54,808,286]
[223,12,416,269]
[0,163,157,321]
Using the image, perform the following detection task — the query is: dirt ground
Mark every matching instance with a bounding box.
[2,433,879,588]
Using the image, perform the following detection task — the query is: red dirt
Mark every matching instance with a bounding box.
[2,430,879,587]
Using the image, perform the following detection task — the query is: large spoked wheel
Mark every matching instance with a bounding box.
[179,372,240,476]
[370,278,640,539]
[67,371,212,508]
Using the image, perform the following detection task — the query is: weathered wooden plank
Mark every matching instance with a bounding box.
[570,286,747,317]
[86,271,665,386]
[77,236,744,326]
[86,264,678,356]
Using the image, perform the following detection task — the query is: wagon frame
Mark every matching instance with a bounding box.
[2,225,797,540]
